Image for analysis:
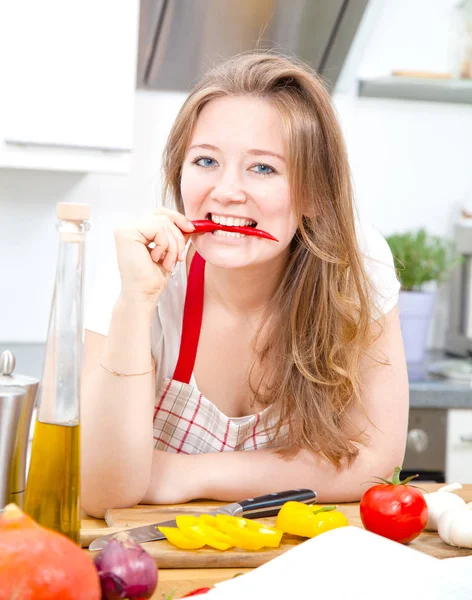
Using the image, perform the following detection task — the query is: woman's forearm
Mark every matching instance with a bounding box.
[144,443,402,506]
[81,295,157,517]
[193,447,397,503]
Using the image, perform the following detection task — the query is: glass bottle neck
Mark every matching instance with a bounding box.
[37,218,89,426]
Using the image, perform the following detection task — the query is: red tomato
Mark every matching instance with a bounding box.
[360,466,428,544]
[182,588,211,596]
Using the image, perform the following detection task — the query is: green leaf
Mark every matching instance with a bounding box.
[385,228,461,291]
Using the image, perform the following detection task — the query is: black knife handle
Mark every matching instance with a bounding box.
[238,489,316,519]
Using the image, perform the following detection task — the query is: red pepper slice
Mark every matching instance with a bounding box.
[191,219,278,242]
[181,587,212,596]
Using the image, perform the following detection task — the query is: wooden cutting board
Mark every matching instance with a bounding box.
[80,495,472,568]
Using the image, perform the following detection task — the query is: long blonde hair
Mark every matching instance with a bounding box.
[163,52,375,467]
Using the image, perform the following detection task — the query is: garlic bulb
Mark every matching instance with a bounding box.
[424,483,465,531]
[438,502,472,548]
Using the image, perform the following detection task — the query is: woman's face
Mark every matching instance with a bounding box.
[180,95,298,269]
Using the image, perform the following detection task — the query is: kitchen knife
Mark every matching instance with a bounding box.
[88,488,316,551]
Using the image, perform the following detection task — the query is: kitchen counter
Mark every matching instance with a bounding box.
[408,351,472,408]
[2,343,472,408]
[82,483,472,598]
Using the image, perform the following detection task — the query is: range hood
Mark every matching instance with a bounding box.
[137,0,370,92]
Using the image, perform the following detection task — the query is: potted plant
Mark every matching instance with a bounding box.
[385,229,458,364]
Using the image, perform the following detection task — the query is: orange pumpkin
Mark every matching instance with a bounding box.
[0,503,100,600]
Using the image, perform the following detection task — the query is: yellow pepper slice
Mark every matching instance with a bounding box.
[157,526,205,550]
[176,515,234,550]
[312,509,349,535]
[199,514,220,528]
[275,502,348,538]
[217,514,283,547]
[275,502,316,536]
[214,514,283,550]
[160,514,284,551]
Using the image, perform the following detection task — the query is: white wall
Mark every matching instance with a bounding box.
[337,0,472,238]
[337,93,472,238]
[1,0,471,348]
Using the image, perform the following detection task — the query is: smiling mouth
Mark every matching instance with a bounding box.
[191,218,279,242]
[206,213,258,228]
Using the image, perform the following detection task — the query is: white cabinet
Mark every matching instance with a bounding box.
[0,0,139,173]
[446,409,472,483]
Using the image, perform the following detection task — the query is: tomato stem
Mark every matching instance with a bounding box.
[370,466,420,487]
[392,466,402,485]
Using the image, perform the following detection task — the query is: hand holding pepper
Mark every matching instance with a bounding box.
[114,208,195,305]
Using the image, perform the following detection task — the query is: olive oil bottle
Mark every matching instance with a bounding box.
[24,203,89,544]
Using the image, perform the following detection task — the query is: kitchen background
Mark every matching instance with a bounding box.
[1,0,472,482]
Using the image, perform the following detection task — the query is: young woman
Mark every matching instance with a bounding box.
[81,52,408,518]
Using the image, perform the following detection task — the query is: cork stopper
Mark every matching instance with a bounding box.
[56,202,89,221]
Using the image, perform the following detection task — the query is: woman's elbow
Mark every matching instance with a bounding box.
[81,490,146,519]
[81,471,149,518]
[81,501,107,520]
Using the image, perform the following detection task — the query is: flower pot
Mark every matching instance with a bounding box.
[398,291,436,364]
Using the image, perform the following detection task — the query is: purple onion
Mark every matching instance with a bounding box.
[93,533,158,600]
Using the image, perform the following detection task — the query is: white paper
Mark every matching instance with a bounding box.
[198,527,472,600]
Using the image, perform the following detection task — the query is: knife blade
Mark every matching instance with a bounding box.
[88,488,316,551]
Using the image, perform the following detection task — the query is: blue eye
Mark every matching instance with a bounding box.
[252,163,274,175]
[194,157,217,168]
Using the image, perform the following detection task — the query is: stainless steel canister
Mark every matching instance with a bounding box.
[0,350,39,507]
[0,386,26,508]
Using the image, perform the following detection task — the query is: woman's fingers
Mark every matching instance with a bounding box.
[115,210,192,282]
[149,224,170,264]
[125,212,193,247]
[161,225,179,272]
[113,209,193,303]
[167,220,189,262]
[154,208,195,233]
[149,222,182,272]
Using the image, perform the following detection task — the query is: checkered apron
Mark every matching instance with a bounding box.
[152,252,287,454]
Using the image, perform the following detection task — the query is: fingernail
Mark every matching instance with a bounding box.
[179,251,185,261]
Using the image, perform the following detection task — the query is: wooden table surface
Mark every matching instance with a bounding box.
[82,483,472,599]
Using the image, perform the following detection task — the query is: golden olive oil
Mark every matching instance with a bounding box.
[24,420,80,544]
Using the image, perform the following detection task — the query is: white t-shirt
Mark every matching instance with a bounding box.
[85,221,400,387]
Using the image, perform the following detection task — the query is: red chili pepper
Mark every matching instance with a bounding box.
[181,587,212,596]
[191,219,278,242]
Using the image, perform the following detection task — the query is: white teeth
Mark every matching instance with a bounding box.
[213,230,245,238]
[210,214,255,227]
